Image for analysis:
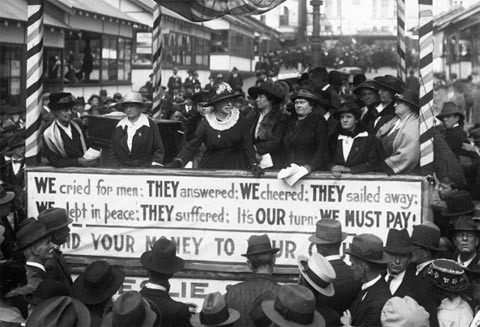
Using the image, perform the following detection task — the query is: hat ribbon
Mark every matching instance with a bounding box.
[351,243,383,260]
[273,297,314,324]
[301,261,330,289]
[246,243,272,255]
[199,305,229,325]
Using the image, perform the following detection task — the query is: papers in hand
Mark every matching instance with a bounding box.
[83,148,101,160]
[277,164,309,187]
[258,153,273,169]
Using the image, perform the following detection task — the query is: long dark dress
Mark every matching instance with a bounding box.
[176,108,256,169]
[283,112,328,171]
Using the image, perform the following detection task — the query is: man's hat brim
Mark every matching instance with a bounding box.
[71,267,125,305]
[344,249,389,264]
[308,232,347,245]
[140,251,185,274]
[297,256,335,297]
[190,308,240,327]
[241,248,279,257]
[261,300,325,327]
[0,191,15,205]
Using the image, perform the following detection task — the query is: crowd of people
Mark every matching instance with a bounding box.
[3,200,480,326]
[2,59,480,326]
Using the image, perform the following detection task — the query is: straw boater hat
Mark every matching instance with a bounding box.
[190,292,240,327]
[242,234,279,257]
[261,284,325,327]
[345,234,388,264]
[140,237,185,274]
[297,252,336,296]
[309,219,347,245]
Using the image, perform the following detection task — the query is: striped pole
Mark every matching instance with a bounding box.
[26,0,45,164]
[397,0,407,82]
[152,3,163,117]
[418,0,434,174]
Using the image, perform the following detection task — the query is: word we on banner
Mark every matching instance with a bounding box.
[27,169,424,266]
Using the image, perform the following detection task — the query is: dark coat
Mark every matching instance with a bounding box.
[249,108,288,169]
[224,274,280,327]
[283,112,328,170]
[42,122,88,167]
[363,101,396,135]
[445,124,466,158]
[140,287,192,327]
[329,129,378,173]
[45,249,73,287]
[349,277,391,327]
[410,266,441,327]
[0,157,25,191]
[110,117,165,167]
[328,259,362,315]
[387,268,417,298]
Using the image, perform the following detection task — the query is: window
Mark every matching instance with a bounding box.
[279,6,289,26]
[162,32,209,68]
[63,32,130,84]
[0,44,23,108]
[211,30,229,53]
[134,31,152,67]
[229,31,254,59]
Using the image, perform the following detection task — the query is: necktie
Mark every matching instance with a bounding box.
[387,274,395,284]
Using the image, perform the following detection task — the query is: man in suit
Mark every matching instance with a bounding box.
[453,216,480,268]
[383,229,416,297]
[224,234,280,326]
[310,219,361,315]
[341,234,390,327]
[410,222,443,327]
[15,220,53,297]
[38,208,73,286]
[140,237,192,327]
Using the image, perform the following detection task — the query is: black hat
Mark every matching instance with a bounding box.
[38,208,73,233]
[242,234,279,257]
[384,229,414,254]
[5,133,25,152]
[453,216,478,232]
[49,92,76,111]
[328,71,343,86]
[425,259,469,293]
[192,91,211,105]
[206,83,240,106]
[353,80,378,95]
[437,102,464,120]
[334,101,361,120]
[345,234,388,264]
[373,75,404,94]
[31,279,70,306]
[75,96,86,105]
[291,87,330,108]
[352,74,367,87]
[442,190,475,217]
[0,261,27,297]
[394,90,420,111]
[411,222,442,251]
[71,260,125,305]
[248,81,285,103]
[140,237,185,274]
[15,220,50,250]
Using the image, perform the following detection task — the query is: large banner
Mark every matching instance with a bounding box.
[27,169,423,266]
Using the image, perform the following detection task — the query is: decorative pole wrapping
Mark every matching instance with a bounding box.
[152,3,163,117]
[25,0,44,163]
[418,0,434,173]
[397,0,407,82]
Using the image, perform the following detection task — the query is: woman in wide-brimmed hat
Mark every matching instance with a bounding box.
[437,101,467,157]
[167,83,263,176]
[282,87,329,173]
[110,91,165,167]
[366,75,404,134]
[376,89,420,174]
[247,81,289,169]
[329,101,378,177]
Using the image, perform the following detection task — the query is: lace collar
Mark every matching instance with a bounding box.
[205,108,240,131]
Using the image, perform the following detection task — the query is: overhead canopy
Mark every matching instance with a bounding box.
[158,0,286,22]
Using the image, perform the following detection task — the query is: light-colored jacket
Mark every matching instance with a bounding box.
[377,113,420,174]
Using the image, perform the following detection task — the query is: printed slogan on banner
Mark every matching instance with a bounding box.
[27,170,423,266]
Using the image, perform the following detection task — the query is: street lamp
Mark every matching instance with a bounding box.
[310,0,323,66]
